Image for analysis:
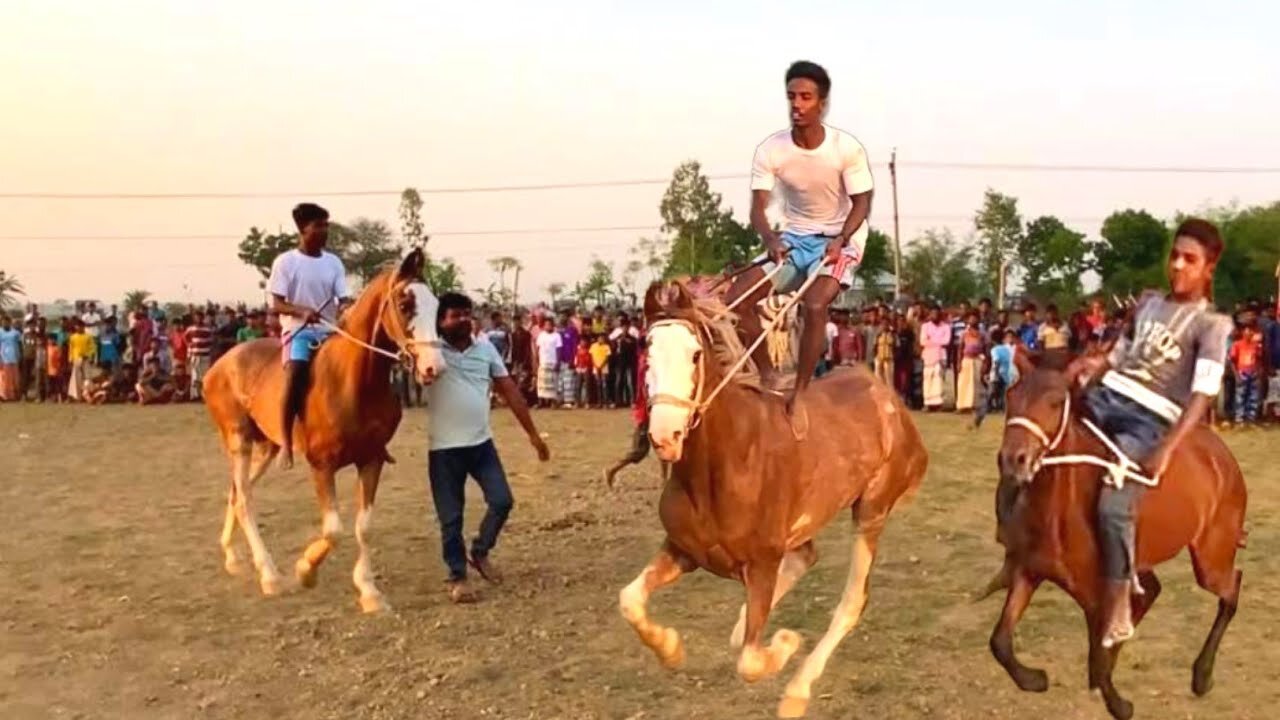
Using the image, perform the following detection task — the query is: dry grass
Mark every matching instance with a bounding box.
[1,403,1276,719]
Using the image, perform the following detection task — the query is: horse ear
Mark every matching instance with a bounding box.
[643,280,694,320]
[1013,345,1037,377]
[397,247,426,282]
[643,282,665,320]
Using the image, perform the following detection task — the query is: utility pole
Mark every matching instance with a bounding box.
[889,148,902,302]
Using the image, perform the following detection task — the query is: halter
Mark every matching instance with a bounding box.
[318,282,442,369]
[1006,393,1159,489]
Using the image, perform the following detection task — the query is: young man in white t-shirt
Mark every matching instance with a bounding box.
[725,60,874,418]
[267,203,352,469]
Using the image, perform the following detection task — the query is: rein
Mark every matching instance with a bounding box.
[1007,394,1159,489]
[647,269,820,427]
[316,285,441,368]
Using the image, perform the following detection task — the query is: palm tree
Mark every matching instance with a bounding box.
[545,282,566,307]
[123,289,152,312]
[487,256,520,298]
[0,271,25,310]
[631,236,669,283]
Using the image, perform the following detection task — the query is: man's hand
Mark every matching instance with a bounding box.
[763,234,787,264]
[529,433,551,462]
[824,234,847,265]
[1066,354,1107,386]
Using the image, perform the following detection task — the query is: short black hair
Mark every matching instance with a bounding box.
[785,61,831,99]
[292,203,329,231]
[436,292,473,323]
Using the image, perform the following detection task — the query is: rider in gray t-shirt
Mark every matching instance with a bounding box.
[1067,218,1231,650]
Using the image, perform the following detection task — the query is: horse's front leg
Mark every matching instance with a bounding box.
[738,555,802,685]
[619,541,695,668]
[989,568,1049,692]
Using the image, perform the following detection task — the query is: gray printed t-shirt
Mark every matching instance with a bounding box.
[1106,293,1232,410]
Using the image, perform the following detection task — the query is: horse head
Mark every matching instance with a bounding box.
[999,348,1074,484]
[642,280,710,463]
[357,247,447,385]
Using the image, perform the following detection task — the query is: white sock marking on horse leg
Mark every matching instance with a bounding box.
[322,509,343,538]
[732,550,811,648]
[784,533,873,703]
[220,492,241,573]
[352,507,382,610]
[619,572,648,625]
[231,450,280,591]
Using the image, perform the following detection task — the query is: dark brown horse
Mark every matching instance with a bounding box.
[990,351,1246,719]
[204,249,444,612]
[619,281,928,718]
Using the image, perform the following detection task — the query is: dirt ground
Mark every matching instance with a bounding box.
[2,403,1277,720]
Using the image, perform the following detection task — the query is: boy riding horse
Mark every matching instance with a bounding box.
[269,203,353,469]
[725,60,874,418]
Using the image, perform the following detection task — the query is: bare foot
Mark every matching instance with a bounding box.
[447,579,477,604]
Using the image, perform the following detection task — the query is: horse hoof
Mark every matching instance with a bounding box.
[260,575,284,597]
[224,556,245,577]
[777,695,809,718]
[1192,671,1215,697]
[359,594,390,614]
[658,628,685,669]
[1016,668,1049,693]
[771,629,803,667]
[295,559,317,589]
[1105,696,1134,720]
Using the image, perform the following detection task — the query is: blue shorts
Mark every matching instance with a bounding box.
[281,326,333,364]
[753,232,862,294]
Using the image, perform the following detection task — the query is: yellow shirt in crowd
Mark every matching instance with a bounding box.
[68,332,97,362]
[1038,322,1069,350]
[589,341,611,370]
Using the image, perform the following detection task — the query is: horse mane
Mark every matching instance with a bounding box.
[680,294,764,390]
[337,266,399,337]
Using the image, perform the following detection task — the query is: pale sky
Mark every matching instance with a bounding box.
[3,0,1278,305]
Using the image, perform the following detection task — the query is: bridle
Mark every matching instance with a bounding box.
[317,281,442,371]
[1005,391,1157,489]
[645,318,709,430]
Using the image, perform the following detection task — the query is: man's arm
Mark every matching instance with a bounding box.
[830,191,873,260]
[1145,393,1214,478]
[493,376,550,461]
[270,293,320,324]
[749,189,784,262]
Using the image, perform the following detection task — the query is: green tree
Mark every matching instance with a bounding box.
[487,256,520,300]
[237,227,298,284]
[580,258,616,307]
[123,289,152,311]
[856,227,894,286]
[1093,209,1169,297]
[619,259,644,306]
[423,258,464,295]
[631,236,670,283]
[659,161,756,276]
[902,229,981,304]
[0,271,25,310]
[333,218,403,286]
[399,188,426,249]
[545,282,566,306]
[1017,215,1090,309]
[973,189,1023,296]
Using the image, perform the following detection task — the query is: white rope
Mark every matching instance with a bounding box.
[717,262,789,315]
[1007,395,1159,489]
[316,317,404,362]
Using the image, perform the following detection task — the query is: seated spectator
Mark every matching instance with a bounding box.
[136,356,176,405]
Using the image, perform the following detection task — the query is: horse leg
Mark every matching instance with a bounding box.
[1190,528,1243,697]
[731,542,817,649]
[737,555,800,686]
[1088,571,1161,691]
[228,431,283,596]
[221,441,277,576]
[778,527,879,719]
[353,460,389,613]
[295,466,340,590]
[619,542,695,669]
[989,568,1048,692]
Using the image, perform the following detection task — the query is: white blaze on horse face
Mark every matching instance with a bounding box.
[646,323,701,462]
[405,282,446,384]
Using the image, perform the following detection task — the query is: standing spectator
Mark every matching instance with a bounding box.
[894,312,916,405]
[509,312,534,405]
[862,307,880,369]
[556,314,580,408]
[185,311,214,401]
[484,311,511,362]
[1230,307,1263,427]
[19,318,40,401]
[80,301,103,351]
[834,309,864,366]
[920,306,951,411]
[424,293,550,603]
[236,311,265,343]
[873,316,896,386]
[0,316,20,401]
[128,309,153,365]
[976,297,994,331]
[23,303,40,326]
[975,329,1019,428]
[264,311,283,338]
[1264,304,1280,422]
[1018,304,1040,350]
[534,317,561,408]
[45,330,67,403]
[955,313,985,412]
[573,336,592,407]
[211,308,240,363]
[610,314,640,407]
[589,306,608,336]
[98,318,122,375]
[1038,304,1070,353]
[589,333,612,407]
[67,320,97,401]
[168,317,189,379]
[1085,297,1108,341]
[147,300,165,324]
[22,319,47,401]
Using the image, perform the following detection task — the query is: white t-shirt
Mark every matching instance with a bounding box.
[608,327,642,341]
[267,249,350,334]
[536,331,562,366]
[81,311,103,338]
[750,124,875,245]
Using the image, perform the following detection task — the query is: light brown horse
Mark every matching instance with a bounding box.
[204,249,445,612]
[990,352,1246,719]
[620,281,927,718]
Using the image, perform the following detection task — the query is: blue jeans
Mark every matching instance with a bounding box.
[1234,372,1259,423]
[427,440,514,581]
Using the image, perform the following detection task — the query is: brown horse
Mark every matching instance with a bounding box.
[990,352,1246,719]
[620,281,927,718]
[204,249,445,612]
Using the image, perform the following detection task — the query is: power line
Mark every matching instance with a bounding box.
[2,161,1277,201]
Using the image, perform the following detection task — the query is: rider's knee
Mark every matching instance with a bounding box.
[1096,490,1133,532]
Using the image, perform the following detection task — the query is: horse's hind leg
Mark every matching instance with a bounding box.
[619,541,695,669]
[295,467,340,590]
[989,568,1049,693]
[352,460,389,613]
[228,430,283,596]
[1190,527,1243,697]
[731,542,817,649]
[223,440,278,576]
[777,524,881,718]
